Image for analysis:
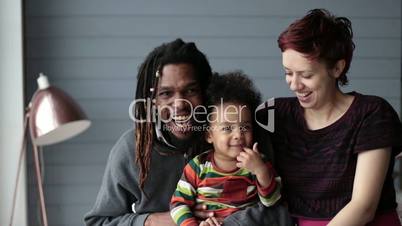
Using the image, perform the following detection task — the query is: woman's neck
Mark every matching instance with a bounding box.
[304,91,354,130]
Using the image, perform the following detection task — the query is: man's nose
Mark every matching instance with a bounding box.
[172,94,189,111]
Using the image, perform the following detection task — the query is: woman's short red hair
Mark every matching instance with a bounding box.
[278,9,355,86]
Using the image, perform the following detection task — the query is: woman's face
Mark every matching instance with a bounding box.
[282,49,341,110]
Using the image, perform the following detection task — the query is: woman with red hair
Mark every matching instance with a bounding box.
[262,9,402,226]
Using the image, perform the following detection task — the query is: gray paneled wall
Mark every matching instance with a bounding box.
[24,1,401,225]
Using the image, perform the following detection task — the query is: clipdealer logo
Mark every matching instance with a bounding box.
[254,98,275,132]
[128,97,275,132]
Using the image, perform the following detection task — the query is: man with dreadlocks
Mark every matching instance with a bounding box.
[85,39,211,226]
[85,39,287,226]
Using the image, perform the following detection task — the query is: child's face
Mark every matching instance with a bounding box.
[207,102,253,161]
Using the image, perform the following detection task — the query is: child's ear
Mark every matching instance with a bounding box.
[205,129,213,144]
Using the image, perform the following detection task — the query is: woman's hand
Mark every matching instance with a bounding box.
[144,211,176,226]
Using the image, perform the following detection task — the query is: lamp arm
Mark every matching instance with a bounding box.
[28,116,49,226]
[8,111,29,226]
[9,106,49,226]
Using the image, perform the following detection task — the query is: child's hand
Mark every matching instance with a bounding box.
[236,143,273,188]
[236,143,266,175]
[199,217,222,226]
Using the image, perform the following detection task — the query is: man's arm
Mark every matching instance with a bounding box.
[84,131,148,226]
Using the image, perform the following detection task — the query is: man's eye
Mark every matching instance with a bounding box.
[159,91,171,97]
[186,88,200,95]
[222,126,231,132]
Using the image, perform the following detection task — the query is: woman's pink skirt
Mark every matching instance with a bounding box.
[297,210,401,226]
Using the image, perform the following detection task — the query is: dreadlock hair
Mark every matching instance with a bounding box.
[134,38,212,190]
[206,71,261,135]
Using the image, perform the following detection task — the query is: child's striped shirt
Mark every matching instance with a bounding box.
[170,151,281,226]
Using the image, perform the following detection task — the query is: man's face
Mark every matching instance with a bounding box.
[155,63,203,140]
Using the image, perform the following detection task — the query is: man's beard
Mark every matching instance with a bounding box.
[159,109,207,149]
[159,122,197,149]
[164,128,196,149]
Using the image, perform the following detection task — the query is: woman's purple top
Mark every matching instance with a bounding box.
[263,92,402,219]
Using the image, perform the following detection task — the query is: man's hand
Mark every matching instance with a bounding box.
[144,211,176,226]
[199,217,222,226]
[193,204,215,219]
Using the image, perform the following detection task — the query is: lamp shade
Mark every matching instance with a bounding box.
[29,74,91,145]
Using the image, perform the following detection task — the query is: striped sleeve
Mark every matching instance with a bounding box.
[170,159,200,226]
[257,162,281,207]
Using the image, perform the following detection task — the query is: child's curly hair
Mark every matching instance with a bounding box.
[206,71,261,116]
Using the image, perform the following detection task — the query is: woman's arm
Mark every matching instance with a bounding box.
[328,147,391,226]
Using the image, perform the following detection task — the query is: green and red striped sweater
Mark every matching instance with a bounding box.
[170,150,281,226]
